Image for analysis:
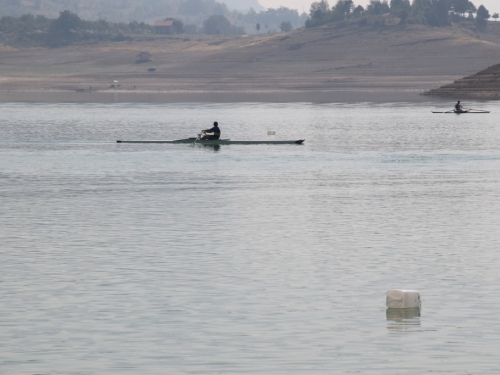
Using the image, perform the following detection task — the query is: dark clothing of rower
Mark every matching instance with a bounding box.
[201,122,221,140]
[455,101,465,113]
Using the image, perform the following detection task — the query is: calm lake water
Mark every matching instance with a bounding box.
[1,101,500,374]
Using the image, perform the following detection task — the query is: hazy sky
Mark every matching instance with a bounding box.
[258,0,499,15]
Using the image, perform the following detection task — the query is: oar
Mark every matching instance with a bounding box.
[194,131,202,144]
[465,108,490,113]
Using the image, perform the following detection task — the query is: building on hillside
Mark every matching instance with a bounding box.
[136,51,152,64]
[154,20,175,35]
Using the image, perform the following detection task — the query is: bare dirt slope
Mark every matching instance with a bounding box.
[426,62,500,98]
[2,22,500,102]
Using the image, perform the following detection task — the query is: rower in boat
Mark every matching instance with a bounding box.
[432,106,489,114]
[455,101,467,113]
[201,122,221,140]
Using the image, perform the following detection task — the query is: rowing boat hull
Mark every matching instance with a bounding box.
[117,138,222,144]
[432,111,490,114]
[116,139,305,145]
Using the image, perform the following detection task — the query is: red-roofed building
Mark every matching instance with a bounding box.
[154,20,175,35]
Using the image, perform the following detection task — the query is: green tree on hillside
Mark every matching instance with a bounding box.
[390,0,411,15]
[467,2,477,18]
[451,0,469,16]
[203,14,242,35]
[366,0,390,15]
[476,5,490,20]
[243,6,307,32]
[410,0,451,27]
[332,0,354,21]
[164,17,185,33]
[203,14,230,35]
[389,0,410,23]
[475,4,490,29]
[49,10,81,34]
[430,0,452,26]
[0,13,51,33]
[279,21,292,32]
[352,5,365,17]
[306,0,331,27]
[47,10,82,46]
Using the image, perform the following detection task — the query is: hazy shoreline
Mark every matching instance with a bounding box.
[0,89,453,104]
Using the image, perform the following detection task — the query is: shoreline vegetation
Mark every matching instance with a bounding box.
[1,0,500,103]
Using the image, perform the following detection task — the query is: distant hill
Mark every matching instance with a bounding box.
[2,21,500,102]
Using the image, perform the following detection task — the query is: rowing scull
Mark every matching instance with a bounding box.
[116,138,305,145]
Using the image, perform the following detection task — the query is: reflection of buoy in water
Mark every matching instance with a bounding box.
[386,290,421,309]
[386,307,420,321]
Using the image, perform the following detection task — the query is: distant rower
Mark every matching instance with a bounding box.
[455,101,465,113]
[201,121,221,140]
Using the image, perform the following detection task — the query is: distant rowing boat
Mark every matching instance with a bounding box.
[432,110,490,114]
[116,138,305,145]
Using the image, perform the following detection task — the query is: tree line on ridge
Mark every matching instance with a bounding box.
[306,0,495,29]
[0,0,496,48]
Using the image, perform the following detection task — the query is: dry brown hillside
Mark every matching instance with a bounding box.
[2,22,500,102]
[425,63,500,98]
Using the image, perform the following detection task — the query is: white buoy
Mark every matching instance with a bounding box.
[267,131,276,135]
[386,290,421,309]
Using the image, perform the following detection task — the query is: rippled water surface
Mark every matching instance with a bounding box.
[1,102,500,374]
